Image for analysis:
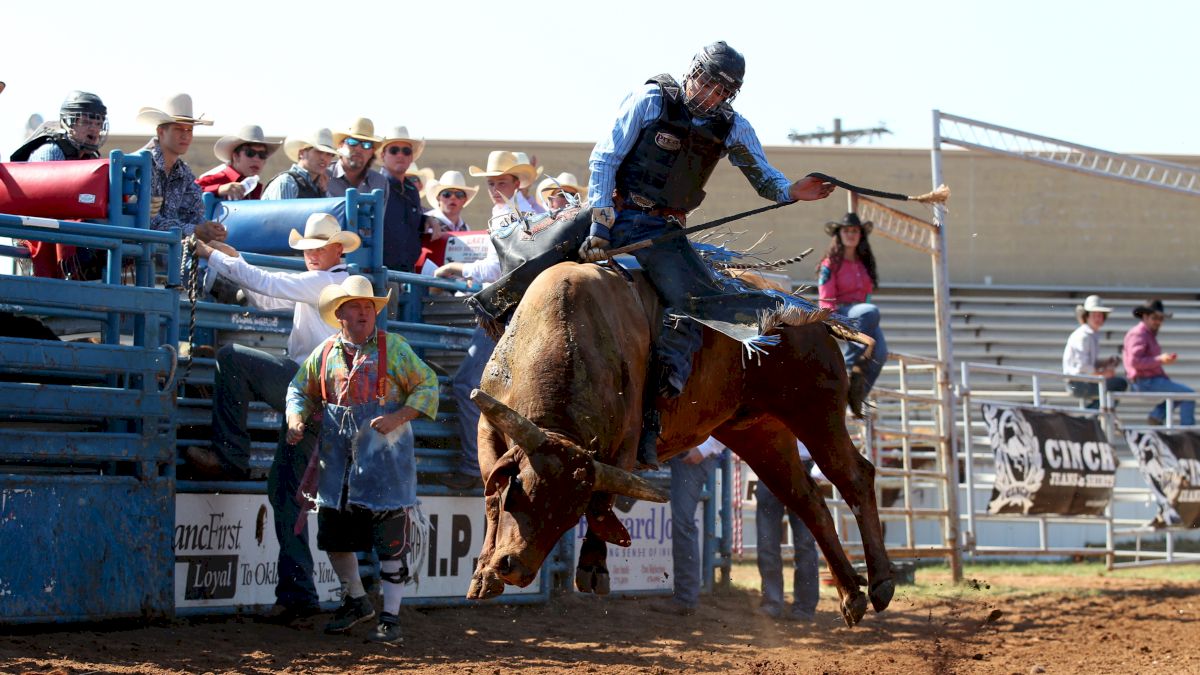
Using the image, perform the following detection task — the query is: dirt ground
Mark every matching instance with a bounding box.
[3,569,1199,675]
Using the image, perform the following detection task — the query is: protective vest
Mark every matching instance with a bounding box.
[9,130,97,162]
[270,168,324,199]
[614,74,734,213]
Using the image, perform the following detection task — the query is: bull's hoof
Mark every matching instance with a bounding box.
[575,566,611,595]
[467,575,483,600]
[869,578,895,613]
[839,590,869,627]
[467,573,505,600]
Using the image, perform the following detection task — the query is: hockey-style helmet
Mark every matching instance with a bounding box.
[59,91,108,152]
[683,41,745,117]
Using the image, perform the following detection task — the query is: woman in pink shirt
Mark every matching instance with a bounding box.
[817,212,887,414]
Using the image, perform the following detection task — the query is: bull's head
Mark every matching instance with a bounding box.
[466,389,667,599]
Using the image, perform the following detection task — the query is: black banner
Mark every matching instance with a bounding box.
[981,405,1116,516]
[1124,428,1200,529]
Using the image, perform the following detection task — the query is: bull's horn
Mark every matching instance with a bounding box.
[471,389,547,451]
[593,461,669,503]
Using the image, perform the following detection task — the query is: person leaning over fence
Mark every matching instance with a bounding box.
[817,212,888,416]
[1123,299,1195,427]
[286,275,439,644]
[135,93,225,242]
[1062,294,1128,409]
[195,125,281,200]
[327,118,389,200]
[182,213,356,624]
[263,128,337,200]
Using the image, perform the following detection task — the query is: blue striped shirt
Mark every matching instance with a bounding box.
[587,83,792,222]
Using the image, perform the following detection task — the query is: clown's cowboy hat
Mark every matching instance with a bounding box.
[405,164,436,189]
[824,212,874,237]
[332,117,383,146]
[378,126,425,160]
[425,170,480,210]
[468,151,538,189]
[283,128,338,162]
[288,213,361,253]
[213,125,281,163]
[319,275,392,329]
[136,93,214,127]
[536,172,586,201]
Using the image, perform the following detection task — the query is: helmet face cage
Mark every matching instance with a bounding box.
[59,93,108,151]
[683,62,740,118]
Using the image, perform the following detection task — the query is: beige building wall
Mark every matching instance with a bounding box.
[108,135,1199,289]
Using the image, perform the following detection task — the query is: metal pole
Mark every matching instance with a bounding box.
[931,110,963,582]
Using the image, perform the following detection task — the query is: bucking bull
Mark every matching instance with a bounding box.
[464,254,895,626]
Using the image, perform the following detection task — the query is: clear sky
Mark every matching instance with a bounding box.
[2,0,1197,157]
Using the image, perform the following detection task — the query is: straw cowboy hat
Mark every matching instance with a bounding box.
[332,117,383,146]
[425,170,480,210]
[1075,295,1113,319]
[283,128,339,162]
[513,152,544,181]
[136,93,214,127]
[468,151,538,188]
[288,213,362,253]
[378,126,425,160]
[213,125,281,163]
[1132,299,1173,319]
[319,275,392,329]
[824,212,874,237]
[405,164,436,190]
[536,172,586,208]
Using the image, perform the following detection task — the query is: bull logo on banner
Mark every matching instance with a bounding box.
[1124,428,1200,529]
[981,404,1116,516]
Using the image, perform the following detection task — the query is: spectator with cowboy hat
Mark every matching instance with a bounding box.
[263,128,337,200]
[405,164,435,196]
[286,275,439,643]
[182,213,358,623]
[195,124,281,200]
[135,93,224,241]
[469,150,539,217]
[1063,294,1128,409]
[424,170,479,235]
[377,126,428,273]
[327,117,388,200]
[535,171,587,211]
[1123,299,1195,426]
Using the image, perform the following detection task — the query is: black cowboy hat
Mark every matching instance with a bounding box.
[1132,299,1173,319]
[824,212,874,237]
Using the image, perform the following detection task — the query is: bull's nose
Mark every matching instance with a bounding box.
[496,554,533,584]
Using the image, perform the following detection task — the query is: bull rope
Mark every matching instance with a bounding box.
[180,234,202,386]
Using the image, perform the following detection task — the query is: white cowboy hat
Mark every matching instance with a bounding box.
[425,170,480,210]
[468,151,538,189]
[332,117,383,146]
[319,275,392,329]
[136,93,214,127]
[405,164,436,189]
[378,126,425,160]
[513,152,544,181]
[1075,295,1113,315]
[213,125,282,163]
[288,213,362,253]
[284,128,338,163]
[536,172,586,209]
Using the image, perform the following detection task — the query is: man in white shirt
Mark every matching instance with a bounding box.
[1062,294,1128,409]
[182,212,358,623]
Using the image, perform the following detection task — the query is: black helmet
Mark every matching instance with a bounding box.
[683,41,745,117]
[59,91,108,152]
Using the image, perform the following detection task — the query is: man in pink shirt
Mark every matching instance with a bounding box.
[1123,299,1194,426]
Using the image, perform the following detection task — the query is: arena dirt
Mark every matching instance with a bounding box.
[2,571,1198,674]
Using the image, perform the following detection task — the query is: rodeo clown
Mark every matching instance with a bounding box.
[285,275,439,644]
[579,41,835,467]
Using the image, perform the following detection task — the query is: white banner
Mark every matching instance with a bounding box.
[572,500,702,592]
[174,493,539,610]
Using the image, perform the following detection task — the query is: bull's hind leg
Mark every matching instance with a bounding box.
[575,529,610,595]
[794,420,895,614]
[713,420,869,627]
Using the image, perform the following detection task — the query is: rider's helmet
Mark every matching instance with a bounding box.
[682,41,745,118]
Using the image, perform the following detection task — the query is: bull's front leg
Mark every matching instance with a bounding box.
[575,529,610,595]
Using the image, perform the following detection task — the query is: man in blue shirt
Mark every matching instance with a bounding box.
[579,42,833,466]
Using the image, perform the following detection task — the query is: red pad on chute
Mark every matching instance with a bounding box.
[0,159,110,220]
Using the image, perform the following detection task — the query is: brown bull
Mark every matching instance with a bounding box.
[465,261,893,626]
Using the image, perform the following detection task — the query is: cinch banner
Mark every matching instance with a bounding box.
[1124,428,1200,529]
[981,404,1117,516]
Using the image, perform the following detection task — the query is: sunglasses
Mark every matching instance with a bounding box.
[344,138,375,150]
[439,190,467,200]
[386,145,413,156]
[238,147,270,159]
